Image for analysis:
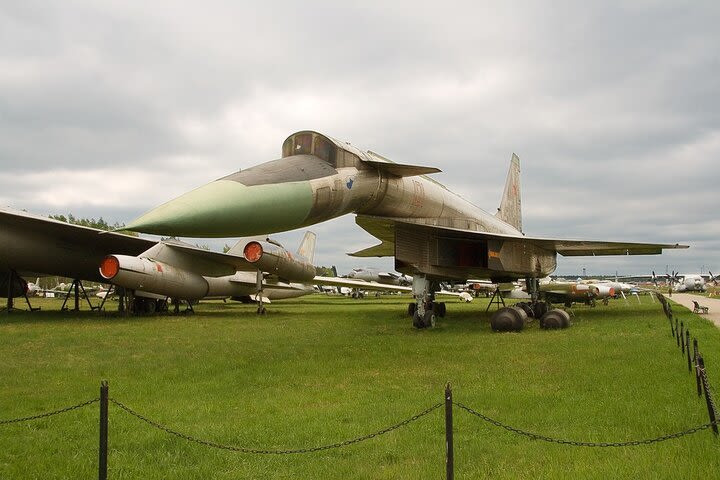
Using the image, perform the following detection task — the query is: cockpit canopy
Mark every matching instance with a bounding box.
[282,131,364,168]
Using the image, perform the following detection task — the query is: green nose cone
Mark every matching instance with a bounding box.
[126,180,314,237]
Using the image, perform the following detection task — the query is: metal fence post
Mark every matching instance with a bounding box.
[445,383,454,480]
[698,355,719,435]
[99,380,109,480]
[669,313,674,336]
[680,322,685,354]
[694,339,702,397]
[675,318,680,346]
[686,330,692,372]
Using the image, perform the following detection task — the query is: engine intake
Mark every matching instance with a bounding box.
[242,241,315,282]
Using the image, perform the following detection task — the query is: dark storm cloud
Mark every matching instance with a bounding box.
[1,1,718,274]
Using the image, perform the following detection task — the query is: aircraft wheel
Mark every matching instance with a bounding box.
[408,303,417,317]
[540,309,571,329]
[433,302,446,318]
[532,301,549,318]
[490,306,527,332]
[412,310,425,329]
[257,306,267,315]
[514,302,534,318]
[144,299,157,314]
[423,310,436,328]
[564,300,572,308]
[351,291,358,299]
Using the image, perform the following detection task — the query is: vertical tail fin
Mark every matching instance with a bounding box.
[297,231,317,264]
[495,153,522,232]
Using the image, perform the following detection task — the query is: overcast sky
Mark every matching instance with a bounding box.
[1,1,718,277]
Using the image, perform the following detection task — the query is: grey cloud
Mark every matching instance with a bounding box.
[1,1,718,275]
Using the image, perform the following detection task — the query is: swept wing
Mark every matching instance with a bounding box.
[351,215,687,258]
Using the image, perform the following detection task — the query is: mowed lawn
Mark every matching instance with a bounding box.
[1,294,719,479]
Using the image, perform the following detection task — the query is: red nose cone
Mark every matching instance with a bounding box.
[99,256,120,279]
[243,242,264,263]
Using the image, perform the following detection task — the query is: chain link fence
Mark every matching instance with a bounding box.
[454,401,715,447]
[0,398,98,425]
[109,397,443,454]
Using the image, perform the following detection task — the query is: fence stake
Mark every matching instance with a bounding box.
[680,322,685,354]
[686,330,692,372]
[698,356,719,435]
[675,318,680,347]
[669,313,674,336]
[694,339,702,397]
[445,383,454,480]
[99,380,109,480]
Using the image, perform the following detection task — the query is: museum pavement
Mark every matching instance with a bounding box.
[669,293,720,329]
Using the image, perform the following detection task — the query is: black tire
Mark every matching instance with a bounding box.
[490,307,527,332]
[433,302,446,318]
[423,310,436,328]
[514,302,534,318]
[144,299,157,314]
[540,309,571,329]
[413,311,425,329]
[408,303,417,317]
[532,301,549,319]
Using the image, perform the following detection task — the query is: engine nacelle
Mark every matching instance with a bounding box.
[0,276,27,298]
[99,255,209,300]
[570,283,598,297]
[593,284,615,298]
[242,241,315,282]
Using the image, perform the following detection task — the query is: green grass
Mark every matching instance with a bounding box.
[1,294,719,479]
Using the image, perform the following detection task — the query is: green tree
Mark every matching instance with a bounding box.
[49,214,139,236]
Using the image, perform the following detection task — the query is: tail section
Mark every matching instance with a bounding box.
[296,231,317,264]
[496,153,522,232]
[227,235,266,256]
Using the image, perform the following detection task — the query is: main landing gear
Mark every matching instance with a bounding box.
[489,277,571,332]
[408,275,445,329]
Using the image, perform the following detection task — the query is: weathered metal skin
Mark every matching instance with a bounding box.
[100,255,211,300]
[126,130,679,286]
[394,223,556,281]
[100,255,314,301]
[242,240,316,282]
[127,130,521,239]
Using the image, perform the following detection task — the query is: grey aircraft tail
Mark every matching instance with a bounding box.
[495,153,522,232]
[296,231,317,264]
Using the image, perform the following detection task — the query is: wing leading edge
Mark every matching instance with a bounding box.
[351,215,688,258]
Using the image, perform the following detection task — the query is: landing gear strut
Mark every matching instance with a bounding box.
[255,271,266,315]
[409,275,443,329]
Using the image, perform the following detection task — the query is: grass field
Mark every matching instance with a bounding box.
[1,294,719,479]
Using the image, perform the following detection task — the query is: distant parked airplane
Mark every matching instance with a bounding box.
[345,267,412,286]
